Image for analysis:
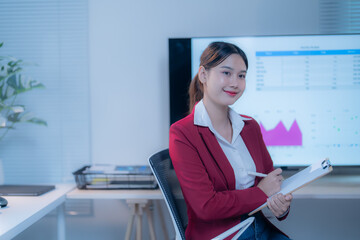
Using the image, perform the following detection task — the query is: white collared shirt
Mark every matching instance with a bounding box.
[194,100,256,190]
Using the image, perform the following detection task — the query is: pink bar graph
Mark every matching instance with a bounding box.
[260,120,302,146]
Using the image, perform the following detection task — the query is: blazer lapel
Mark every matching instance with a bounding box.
[198,126,236,190]
[241,122,265,184]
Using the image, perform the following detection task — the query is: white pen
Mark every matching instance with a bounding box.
[247,171,267,177]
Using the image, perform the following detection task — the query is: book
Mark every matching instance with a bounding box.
[249,158,333,216]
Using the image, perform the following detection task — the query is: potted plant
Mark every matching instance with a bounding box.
[0,42,47,183]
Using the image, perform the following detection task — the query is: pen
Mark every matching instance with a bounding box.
[247,171,267,177]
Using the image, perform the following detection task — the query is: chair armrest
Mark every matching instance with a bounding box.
[211,217,254,240]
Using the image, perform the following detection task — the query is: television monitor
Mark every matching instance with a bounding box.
[169,34,360,167]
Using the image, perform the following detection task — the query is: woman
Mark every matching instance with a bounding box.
[169,42,292,240]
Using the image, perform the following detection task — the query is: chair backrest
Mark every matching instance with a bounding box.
[149,149,188,240]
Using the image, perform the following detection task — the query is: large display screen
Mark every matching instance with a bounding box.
[169,34,360,167]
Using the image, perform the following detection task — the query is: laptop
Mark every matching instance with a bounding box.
[0,185,55,196]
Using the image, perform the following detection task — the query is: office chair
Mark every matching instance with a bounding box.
[148,149,254,240]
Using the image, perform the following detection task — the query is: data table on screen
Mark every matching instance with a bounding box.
[191,34,360,166]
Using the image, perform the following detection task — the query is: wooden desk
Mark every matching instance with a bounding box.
[0,184,74,240]
[66,188,167,240]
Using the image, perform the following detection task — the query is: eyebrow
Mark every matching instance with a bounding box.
[220,66,247,73]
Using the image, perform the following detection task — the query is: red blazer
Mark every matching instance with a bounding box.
[169,111,287,240]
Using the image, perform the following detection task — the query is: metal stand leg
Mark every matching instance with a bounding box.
[57,203,65,240]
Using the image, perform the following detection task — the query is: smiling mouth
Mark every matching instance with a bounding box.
[224,90,238,97]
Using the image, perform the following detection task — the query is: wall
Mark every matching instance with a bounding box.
[12,0,360,239]
[89,0,319,165]
[86,0,359,239]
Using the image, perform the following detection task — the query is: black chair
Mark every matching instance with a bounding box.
[149,149,188,240]
[149,149,254,240]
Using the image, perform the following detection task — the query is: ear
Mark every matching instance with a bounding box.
[198,66,207,84]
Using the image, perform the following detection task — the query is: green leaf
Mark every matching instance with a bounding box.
[7,60,20,68]
[30,80,45,89]
[4,72,44,97]
[6,86,15,98]
[0,83,4,100]
[7,112,21,122]
[6,73,17,88]
[0,103,21,112]
[18,112,33,122]
[11,105,25,113]
[0,44,47,140]
[27,117,47,126]
[0,126,15,129]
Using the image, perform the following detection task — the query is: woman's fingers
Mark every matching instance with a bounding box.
[280,175,284,182]
[267,198,281,217]
[271,195,286,211]
[269,168,282,176]
[285,193,293,201]
[268,194,291,217]
[258,168,285,197]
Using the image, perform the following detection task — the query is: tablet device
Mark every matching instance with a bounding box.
[0,185,55,196]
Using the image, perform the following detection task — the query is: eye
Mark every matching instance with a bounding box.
[223,71,230,76]
[239,74,246,79]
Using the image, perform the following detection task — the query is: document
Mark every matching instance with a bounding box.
[249,158,333,215]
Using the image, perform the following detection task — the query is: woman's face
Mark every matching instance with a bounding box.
[199,53,247,108]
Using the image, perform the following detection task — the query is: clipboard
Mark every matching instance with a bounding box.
[249,158,333,216]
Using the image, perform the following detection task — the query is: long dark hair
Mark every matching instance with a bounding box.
[188,42,248,113]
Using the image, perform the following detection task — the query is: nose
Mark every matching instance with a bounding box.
[229,75,238,88]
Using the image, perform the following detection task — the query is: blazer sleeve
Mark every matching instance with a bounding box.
[169,123,268,221]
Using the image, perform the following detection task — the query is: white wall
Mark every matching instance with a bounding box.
[88,0,319,165]
[11,1,360,240]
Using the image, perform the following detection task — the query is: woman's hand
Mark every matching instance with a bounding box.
[257,168,284,197]
[267,193,293,218]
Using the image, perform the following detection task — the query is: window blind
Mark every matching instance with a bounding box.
[0,0,90,184]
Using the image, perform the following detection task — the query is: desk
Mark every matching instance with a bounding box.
[292,175,360,199]
[0,184,74,240]
[66,188,163,200]
[268,175,360,239]
[67,176,360,240]
[66,188,167,240]
[2,176,358,240]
